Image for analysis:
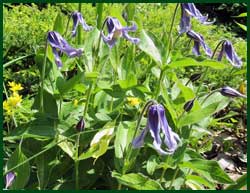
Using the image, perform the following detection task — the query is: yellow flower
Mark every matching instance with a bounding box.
[127,97,140,106]
[239,82,246,95]
[73,99,78,106]
[3,93,22,115]
[8,82,23,93]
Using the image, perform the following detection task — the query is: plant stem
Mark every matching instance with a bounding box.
[160,156,170,182]
[168,167,179,190]
[75,133,80,190]
[40,39,48,113]
[155,3,179,99]
[74,4,82,190]
[165,3,179,62]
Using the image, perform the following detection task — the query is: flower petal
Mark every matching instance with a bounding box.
[132,127,148,148]
[122,31,140,44]
[157,104,180,153]
[5,172,15,189]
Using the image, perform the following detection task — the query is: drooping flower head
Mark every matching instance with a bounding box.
[217,40,242,68]
[179,3,214,34]
[187,30,212,57]
[5,172,16,189]
[220,86,246,98]
[101,16,140,48]
[132,104,181,155]
[71,11,92,37]
[47,31,83,68]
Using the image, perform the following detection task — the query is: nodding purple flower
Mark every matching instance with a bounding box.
[5,172,15,189]
[220,86,246,98]
[217,40,242,68]
[187,30,212,57]
[47,31,83,68]
[132,104,181,155]
[179,3,214,34]
[71,11,92,37]
[101,16,140,48]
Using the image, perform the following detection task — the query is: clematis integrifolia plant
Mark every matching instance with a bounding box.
[76,116,85,132]
[220,86,246,98]
[186,30,212,57]
[5,172,15,189]
[47,31,83,68]
[217,40,242,68]
[101,16,140,48]
[132,103,181,155]
[179,3,214,34]
[71,11,92,37]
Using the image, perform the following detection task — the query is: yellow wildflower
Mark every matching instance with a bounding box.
[127,97,140,106]
[3,93,22,115]
[73,99,79,106]
[8,82,23,93]
[239,82,246,95]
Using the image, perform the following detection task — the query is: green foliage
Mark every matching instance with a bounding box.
[3,3,246,190]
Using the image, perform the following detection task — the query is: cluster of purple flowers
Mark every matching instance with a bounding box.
[179,3,242,68]
[47,12,140,68]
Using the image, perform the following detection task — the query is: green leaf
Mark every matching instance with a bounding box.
[83,28,100,72]
[78,127,114,162]
[35,147,58,189]
[146,155,159,175]
[117,73,137,89]
[232,12,247,17]
[234,21,247,31]
[138,30,162,65]
[53,13,64,34]
[57,135,75,159]
[225,173,247,190]
[112,172,163,190]
[95,112,112,122]
[178,102,220,127]
[6,148,30,189]
[180,159,235,184]
[114,123,128,159]
[56,72,85,95]
[186,175,215,189]
[169,58,227,69]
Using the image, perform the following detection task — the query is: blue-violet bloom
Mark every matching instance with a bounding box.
[101,17,140,48]
[187,30,212,57]
[47,31,83,68]
[5,172,15,189]
[220,86,246,98]
[71,11,92,37]
[217,40,242,68]
[179,3,214,34]
[132,104,181,155]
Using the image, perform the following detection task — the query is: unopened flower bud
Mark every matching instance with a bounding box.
[76,117,85,132]
[184,98,195,112]
[220,86,246,98]
[190,73,202,82]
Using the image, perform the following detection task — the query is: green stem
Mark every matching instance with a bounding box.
[77,3,82,45]
[96,3,103,30]
[155,3,179,99]
[200,89,220,105]
[160,156,170,182]
[40,39,48,113]
[74,4,82,190]
[165,3,179,62]
[75,133,80,190]
[168,167,179,190]
[195,40,226,96]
